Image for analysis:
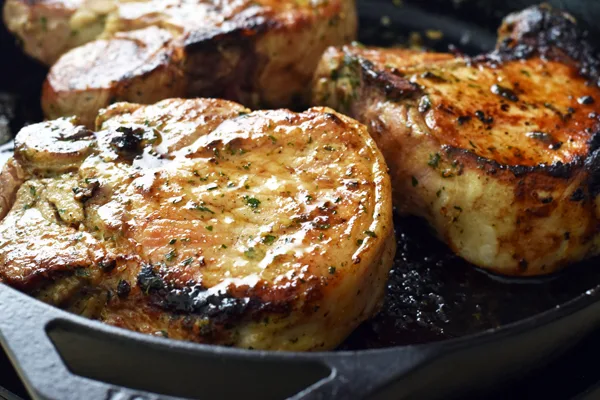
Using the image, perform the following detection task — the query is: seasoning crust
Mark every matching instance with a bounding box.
[313,5,600,275]
[0,98,394,350]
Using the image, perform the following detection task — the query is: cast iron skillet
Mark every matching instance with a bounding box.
[2,1,600,399]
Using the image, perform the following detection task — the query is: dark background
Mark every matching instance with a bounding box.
[1,0,600,399]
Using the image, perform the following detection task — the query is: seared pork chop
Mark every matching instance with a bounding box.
[313,5,600,276]
[0,98,395,350]
[3,0,104,65]
[4,0,357,127]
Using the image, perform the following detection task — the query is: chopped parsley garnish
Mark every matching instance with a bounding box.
[364,230,377,238]
[428,153,441,168]
[75,268,89,277]
[194,204,215,214]
[418,95,431,113]
[244,196,261,209]
[244,247,256,259]
[263,235,277,245]
[165,249,177,262]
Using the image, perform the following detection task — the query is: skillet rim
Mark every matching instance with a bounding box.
[2,1,600,399]
[2,268,599,358]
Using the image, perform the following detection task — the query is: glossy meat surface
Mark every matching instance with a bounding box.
[4,0,357,126]
[3,0,97,65]
[313,5,600,275]
[0,98,395,350]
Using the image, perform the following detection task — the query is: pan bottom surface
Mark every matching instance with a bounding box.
[339,214,600,350]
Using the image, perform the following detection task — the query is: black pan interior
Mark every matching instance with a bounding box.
[1,0,600,353]
[342,0,600,350]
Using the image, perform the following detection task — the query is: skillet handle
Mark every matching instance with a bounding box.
[0,285,429,400]
[292,351,430,400]
[0,285,187,400]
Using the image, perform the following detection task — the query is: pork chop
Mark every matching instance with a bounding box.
[4,0,357,127]
[3,0,104,65]
[313,5,600,276]
[0,98,395,350]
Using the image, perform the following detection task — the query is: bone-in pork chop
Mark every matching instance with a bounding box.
[313,5,600,276]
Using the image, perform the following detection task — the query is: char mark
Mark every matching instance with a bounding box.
[357,57,420,101]
[444,146,579,179]
[586,133,600,196]
[324,112,345,126]
[110,126,146,158]
[182,12,278,105]
[482,5,600,85]
[109,125,162,162]
[183,9,277,53]
[136,265,286,325]
[447,129,600,198]
[571,187,586,202]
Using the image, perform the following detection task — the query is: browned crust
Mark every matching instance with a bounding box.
[102,107,393,343]
[182,0,357,108]
[38,0,357,125]
[489,3,600,84]
[0,98,394,349]
[0,159,25,221]
[42,27,187,127]
[312,4,600,275]
[328,5,600,199]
